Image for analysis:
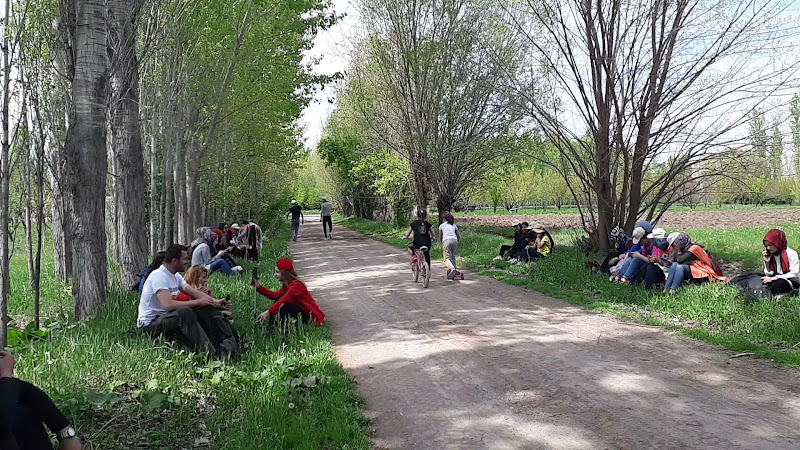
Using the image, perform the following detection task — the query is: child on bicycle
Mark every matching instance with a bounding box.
[404,208,435,267]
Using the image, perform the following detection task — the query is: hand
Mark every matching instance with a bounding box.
[221,310,233,319]
[217,250,227,257]
[250,277,259,287]
[256,311,270,323]
[763,250,771,263]
[762,276,776,284]
[0,351,15,377]
[197,297,215,308]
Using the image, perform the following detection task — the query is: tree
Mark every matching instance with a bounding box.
[353,0,531,219]
[504,0,800,251]
[770,121,784,180]
[109,0,147,289]
[61,0,111,319]
[790,95,800,178]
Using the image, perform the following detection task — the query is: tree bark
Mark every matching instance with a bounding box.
[173,118,187,244]
[0,0,12,346]
[149,88,159,257]
[62,0,110,319]
[109,0,147,289]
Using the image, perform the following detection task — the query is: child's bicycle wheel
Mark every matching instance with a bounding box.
[412,262,419,282]
[422,261,430,288]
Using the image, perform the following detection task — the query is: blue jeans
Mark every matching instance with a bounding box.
[664,264,691,290]
[621,258,646,279]
[209,258,235,276]
[291,219,300,237]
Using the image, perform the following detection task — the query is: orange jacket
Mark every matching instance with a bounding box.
[687,245,728,282]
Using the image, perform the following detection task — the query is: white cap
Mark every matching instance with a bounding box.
[647,228,667,239]
[511,219,521,227]
[291,199,298,204]
[631,226,646,244]
[667,232,680,248]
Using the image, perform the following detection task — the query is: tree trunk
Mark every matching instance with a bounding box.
[174,124,187,244]
[149,95,159,257]
[0,0,12,346]
[436,197,454,224]
[163,115,173,247]
[109,0,147,289]
[63,0,110,319]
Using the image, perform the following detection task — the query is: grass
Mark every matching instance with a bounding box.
[454,203,800,217]
[7,230,369,450]
[338,217,800,368]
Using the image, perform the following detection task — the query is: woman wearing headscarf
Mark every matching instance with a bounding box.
[191,229,241,276]
[731,229,799,298]
[663,232,728,294]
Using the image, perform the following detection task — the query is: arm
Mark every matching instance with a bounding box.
[256,284,285,300]
[403,226,413,239]
[157,289,214,312]
[769,251,800,282]
[675,251,698,264]
[300,210,304,223]
[455,228,461,241]
[26,382,83,450]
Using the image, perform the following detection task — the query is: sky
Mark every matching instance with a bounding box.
[298,0,359,151]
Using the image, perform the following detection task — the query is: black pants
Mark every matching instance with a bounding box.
[322,215,333,237]
[268,303,311,328]
[408,245,431,266]
[629,263,666,291]
[519,248,545,262]
[144,306,237,357]
[499,245,514,257]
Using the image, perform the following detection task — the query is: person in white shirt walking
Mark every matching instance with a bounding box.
[321,198,333,239]
[438,211,463,280]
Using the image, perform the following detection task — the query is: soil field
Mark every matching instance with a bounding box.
[459,208,800,230]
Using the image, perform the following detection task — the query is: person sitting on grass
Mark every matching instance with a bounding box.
[0,351,82,450]
[627,230,672,290]
[178,265,234,319]
[730,229,799,299]
[254,258,325,334]
[192,229,242,276]
[494,220,524,261]
[137,244,239,358]
[662,232,728,294]
[616,228,666,284]
[515,224,552,262]
[404,208,434,267]
[610,226,648,282]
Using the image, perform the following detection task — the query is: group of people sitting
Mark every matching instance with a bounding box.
[493,220,554,263]
[596,221,798,299]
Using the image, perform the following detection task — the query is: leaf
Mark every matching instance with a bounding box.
[141,390,168,413]
[85,392,120,406]
[7,328,23,348]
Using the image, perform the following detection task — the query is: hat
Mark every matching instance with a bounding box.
[291,199,298,204]
[231,223,241,229]
[526,222,545,233]
[511,219,521,227]
[635,220,653,234]
[647,228,667,239]
[322,198,327,202]
[631,226,646,244]
[276,258,294,272]
[666,232,680,248]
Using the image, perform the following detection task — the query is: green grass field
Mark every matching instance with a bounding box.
[7,232,369,450]
[338,217,800,368]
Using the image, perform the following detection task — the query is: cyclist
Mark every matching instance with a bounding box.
[404,208,434,268]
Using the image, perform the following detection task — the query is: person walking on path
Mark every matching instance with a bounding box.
[321,198,333,239]
[286,200,304,241]
[439,211,463,280]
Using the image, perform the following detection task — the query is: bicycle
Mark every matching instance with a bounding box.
[410,246,431,288]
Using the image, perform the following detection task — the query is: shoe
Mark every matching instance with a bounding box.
[329,233,332,239]
[508,258,518,264]
[293,236,297,241]
[232,266,243,274]
[620,277,628,284]
[204,264,211,272]
[447,269,456,280]
[493,255,503,261]
[610,275,616,282]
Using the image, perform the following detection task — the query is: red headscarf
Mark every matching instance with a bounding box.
[764,229,789,273]
[276,258,295,272]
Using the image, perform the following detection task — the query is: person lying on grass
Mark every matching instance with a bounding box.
[253,258,325,334]
[730,229,799,299]
[662,232,728,294]
[137,244,239,359]
[0,351,82,450]
[177,265,233,319]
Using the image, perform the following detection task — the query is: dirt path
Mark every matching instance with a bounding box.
[289,217,800,450]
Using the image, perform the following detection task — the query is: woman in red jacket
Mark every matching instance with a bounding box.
[253,258,325,330]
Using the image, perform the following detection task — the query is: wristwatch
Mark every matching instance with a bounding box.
[57,426,76,440]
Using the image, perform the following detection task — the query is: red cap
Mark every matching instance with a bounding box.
[276,258,294,272]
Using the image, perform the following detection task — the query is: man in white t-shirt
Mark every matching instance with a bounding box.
[137,244,230,356]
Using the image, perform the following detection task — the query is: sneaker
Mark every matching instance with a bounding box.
[508,258,518,264]
[620,277,628,284]
[204,264,211,272]
[610,275,616,282]
[447,269,456,280]
[493,255,503,261]
[232,265,243,273]
[292,236,297,242]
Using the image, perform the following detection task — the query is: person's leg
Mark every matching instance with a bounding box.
[322,217,328,238]
[643,264,664,290]
[144,307,215,355]
[291,220,300,238]
[664,263,679,290]
[209,259,235,276]
[268,303,311,331]
[600,251,621,273]
[444,239,458,271]
[423,248,431,267]
[769,278,794,295]
[498,245,513,257]
[622,258,645,280]
[666,264,690,290]
[194,306,238,357]
[323,216,333,236]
